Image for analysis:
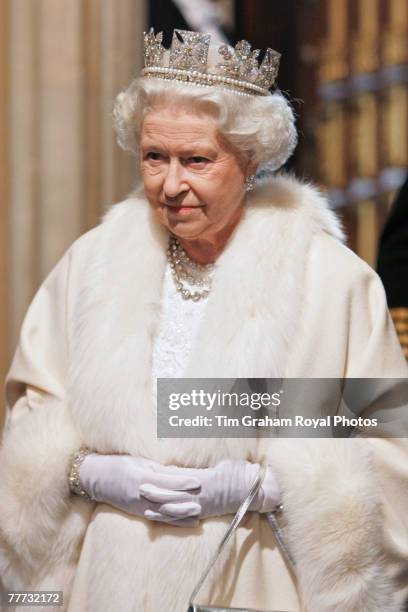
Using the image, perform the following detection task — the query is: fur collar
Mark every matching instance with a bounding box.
[68,174,344,459]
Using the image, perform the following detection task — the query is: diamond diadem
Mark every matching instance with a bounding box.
[142,28,281,95]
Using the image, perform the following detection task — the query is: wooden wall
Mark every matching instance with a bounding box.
[235,0,408,267]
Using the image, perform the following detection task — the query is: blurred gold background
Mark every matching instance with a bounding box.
[1,0,407,425]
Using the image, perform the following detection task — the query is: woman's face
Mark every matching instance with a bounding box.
[140,107,249,244]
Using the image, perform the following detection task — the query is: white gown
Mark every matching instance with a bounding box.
[152,261,211,385]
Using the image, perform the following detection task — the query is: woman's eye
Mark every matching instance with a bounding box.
[189,156,208,164]
[145,152,162,161]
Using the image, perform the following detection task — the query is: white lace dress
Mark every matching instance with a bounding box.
[151,261,212,408]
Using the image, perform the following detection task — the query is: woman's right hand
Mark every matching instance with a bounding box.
[79,454,202,526]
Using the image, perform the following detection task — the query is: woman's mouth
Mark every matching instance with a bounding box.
[166,205,201,214]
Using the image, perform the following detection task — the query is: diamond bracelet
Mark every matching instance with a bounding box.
[68,447,95,501]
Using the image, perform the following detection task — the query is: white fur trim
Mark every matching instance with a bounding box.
[0,402,93,592]
[263,439,400,611]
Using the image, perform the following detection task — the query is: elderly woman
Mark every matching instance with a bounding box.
[0,30,407,612]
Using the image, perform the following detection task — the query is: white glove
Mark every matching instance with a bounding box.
[142,460,281,522]
[79,454,202,526]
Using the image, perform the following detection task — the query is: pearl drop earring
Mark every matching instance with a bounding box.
[244,174,255,192]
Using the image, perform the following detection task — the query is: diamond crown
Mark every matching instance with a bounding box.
[142,29,281,96]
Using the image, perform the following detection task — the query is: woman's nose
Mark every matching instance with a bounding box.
[163,160,188,198]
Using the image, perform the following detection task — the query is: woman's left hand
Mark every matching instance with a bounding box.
[141,460,281,522]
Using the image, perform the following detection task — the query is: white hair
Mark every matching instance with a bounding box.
[113,77,298,175]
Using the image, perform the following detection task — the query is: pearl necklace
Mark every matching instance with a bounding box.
[167,235,214,301]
